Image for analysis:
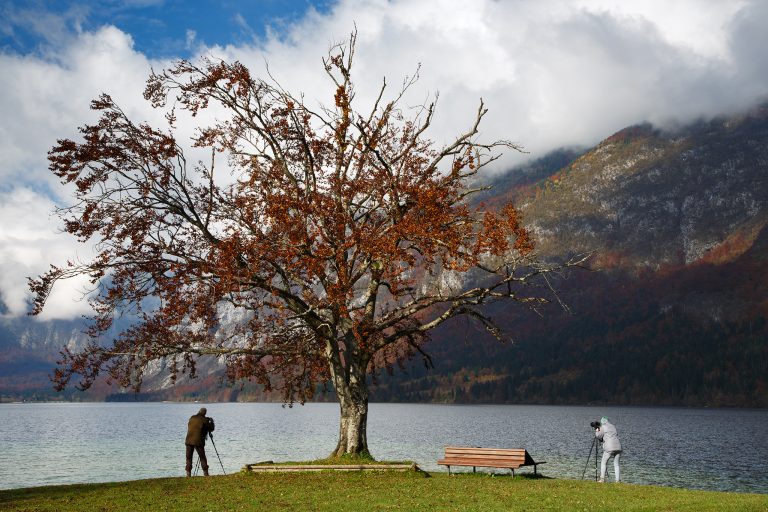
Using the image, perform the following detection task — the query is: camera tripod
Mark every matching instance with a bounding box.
[193,432,227,476]
[580,435,600,481]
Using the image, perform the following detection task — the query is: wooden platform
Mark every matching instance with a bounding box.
[243,463,420,473]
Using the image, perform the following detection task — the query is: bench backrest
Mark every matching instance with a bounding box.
[443,446,535,465]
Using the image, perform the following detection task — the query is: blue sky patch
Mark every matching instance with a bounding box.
[1,0,335,58]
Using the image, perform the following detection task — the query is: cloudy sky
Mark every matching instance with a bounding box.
[1,0,767,319]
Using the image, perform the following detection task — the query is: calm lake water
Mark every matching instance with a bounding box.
[1,402,766,494]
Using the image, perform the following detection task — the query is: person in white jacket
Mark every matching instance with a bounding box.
[595,416,622,482]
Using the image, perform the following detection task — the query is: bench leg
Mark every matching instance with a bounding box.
[473,467,476,474]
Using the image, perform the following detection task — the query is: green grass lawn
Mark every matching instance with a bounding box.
[2,471,766,512]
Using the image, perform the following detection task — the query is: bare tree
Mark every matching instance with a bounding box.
[31,32,587,457]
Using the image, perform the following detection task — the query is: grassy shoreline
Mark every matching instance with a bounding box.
[2,471,767,511]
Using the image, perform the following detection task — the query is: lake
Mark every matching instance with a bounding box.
[1,402,766,494]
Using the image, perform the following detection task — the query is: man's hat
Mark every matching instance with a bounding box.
[198,407,207,415]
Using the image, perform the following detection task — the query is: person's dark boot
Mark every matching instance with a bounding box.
[186,469,191,477]
[203,467,209,477]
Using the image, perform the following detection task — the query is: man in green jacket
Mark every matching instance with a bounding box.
[185,407,215,476]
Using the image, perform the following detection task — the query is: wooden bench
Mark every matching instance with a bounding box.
[437,446,546,476]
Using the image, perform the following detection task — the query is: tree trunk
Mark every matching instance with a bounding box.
[332,390,369,457]
[325,324,372,457]
[328,343,370,456]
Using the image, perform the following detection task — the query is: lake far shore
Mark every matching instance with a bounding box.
[2,472,767,512]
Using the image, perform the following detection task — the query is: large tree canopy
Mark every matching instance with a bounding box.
[31,33,586,456]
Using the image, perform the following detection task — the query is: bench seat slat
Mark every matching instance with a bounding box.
[445,447,525,455]
[443,457,525,466]
[443,454,525,459]
[440,458,526,465]
[444,454,523,459]
[438,460,525,468]
[440,456,526,462]
[445,446,525,451]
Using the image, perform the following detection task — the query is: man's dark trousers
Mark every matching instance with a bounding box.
[185,444,209,476]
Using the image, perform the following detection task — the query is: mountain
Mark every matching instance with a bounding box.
[369,106,768,407]
[0,315,93,400]
[2,106,767,406]
[521,112,768,268]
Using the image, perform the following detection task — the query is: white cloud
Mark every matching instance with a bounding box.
[1,0,767,319]
[0,26,166,192]
[185,29,197,50]
[206,0,767,155]
[0,25,167,319]
[571,0,749,59]
[0,187,94,319]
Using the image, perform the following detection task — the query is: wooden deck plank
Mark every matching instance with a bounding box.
[243,463,418,473]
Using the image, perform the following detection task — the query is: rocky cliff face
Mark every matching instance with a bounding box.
[522,108,768,268]
[0,316,87,399]
[5,318,87,353]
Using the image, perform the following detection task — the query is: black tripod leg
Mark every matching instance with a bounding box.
[595,440,600,481]
[209,433,227,475]
[581,437,596,480]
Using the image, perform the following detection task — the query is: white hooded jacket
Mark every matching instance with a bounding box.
[596,418,622,452]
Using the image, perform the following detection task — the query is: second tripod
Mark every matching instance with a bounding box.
[580,434,599,481]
